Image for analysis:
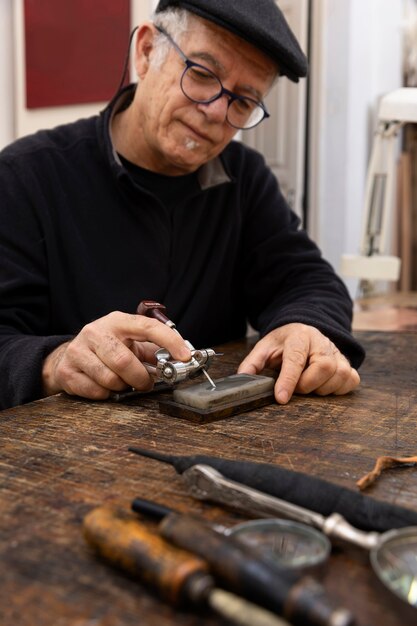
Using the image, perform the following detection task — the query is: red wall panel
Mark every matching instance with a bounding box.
[24,0,131,108]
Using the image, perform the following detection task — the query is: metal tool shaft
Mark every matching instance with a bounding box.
[182,465,380,550]
[137,300,216,388]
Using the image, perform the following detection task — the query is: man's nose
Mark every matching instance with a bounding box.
[196,95,229,123]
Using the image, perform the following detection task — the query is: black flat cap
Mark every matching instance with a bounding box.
[155,0,308,82]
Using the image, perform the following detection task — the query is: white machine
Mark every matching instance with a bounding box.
[341,88,417,291]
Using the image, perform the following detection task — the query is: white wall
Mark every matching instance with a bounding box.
[309,0,404,296]
[0,0,14,148]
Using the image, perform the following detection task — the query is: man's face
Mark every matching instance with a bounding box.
[132,19,277,175]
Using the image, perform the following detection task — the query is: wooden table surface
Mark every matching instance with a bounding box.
[1,331,417,626]
[353,291,417,331]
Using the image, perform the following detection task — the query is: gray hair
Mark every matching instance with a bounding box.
[150,8,193,69]
[149,7,280,85]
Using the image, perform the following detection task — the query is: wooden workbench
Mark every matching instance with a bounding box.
[353,290,417,331]
[1,331,417,626]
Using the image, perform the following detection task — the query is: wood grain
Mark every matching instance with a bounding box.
[1,331,417,626]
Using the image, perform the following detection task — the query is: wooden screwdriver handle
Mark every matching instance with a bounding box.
[83,506,209,605]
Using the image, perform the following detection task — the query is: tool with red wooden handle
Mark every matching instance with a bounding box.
[137,300,218,388]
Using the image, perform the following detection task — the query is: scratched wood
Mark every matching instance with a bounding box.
[1,331,417,626]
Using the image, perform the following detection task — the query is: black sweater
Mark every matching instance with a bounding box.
[0,92,365,409]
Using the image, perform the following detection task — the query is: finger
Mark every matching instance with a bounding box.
[237,341,273,376]
[294,355,338,395]
[94,336,155,391]
[83,313,191,362]
[59,368,114,400]
[61,337,153,393]
[120,314,192,361]
[237,361,260,375]
[315,367,360,396]
[274,344,309,404]
[133,341,160,363]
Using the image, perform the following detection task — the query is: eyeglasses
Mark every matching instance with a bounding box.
[155,26,270,130]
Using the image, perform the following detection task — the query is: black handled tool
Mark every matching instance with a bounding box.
[83,506,291,626]
[131,498,355,626]
[128,447,417,532]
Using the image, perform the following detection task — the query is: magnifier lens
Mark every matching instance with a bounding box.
[371,528,417,607]
[227,519,331,570]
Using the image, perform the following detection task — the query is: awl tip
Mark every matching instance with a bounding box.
[128,447,175,464]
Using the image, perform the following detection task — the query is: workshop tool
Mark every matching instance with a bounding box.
[164,373,276,423]
[131,498,355,626]
[111,300,219,403]
[225,519,331,572]
[121,300,275,422]
[177,465,417,612]
[131,459,417,612]
[132,496,331,573]
[83,506,291,626]
[128,447,417,532]
[137,300,218,388]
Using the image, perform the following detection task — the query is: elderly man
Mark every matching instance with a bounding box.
[0,0,364,410]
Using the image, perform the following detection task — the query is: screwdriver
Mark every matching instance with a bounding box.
[137,300,217,389]
[83,506,291,626]
[131,498,355,626]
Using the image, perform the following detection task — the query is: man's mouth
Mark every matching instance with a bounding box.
[182,121,211,143]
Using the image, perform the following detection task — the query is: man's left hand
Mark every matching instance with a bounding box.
[237,323,360,404]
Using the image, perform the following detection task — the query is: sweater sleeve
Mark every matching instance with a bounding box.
[0,159,72,409]
[238,149,365,369]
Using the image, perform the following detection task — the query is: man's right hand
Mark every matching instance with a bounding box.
[41,311,191,400]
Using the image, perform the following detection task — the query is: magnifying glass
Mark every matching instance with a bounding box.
[225,518,331,574]
[370,527,417,606]
[182,464,417,610]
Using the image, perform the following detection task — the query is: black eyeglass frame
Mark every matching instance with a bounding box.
[154,25,270,130]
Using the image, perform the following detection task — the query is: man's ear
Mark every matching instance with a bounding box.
[135,23,157,79]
